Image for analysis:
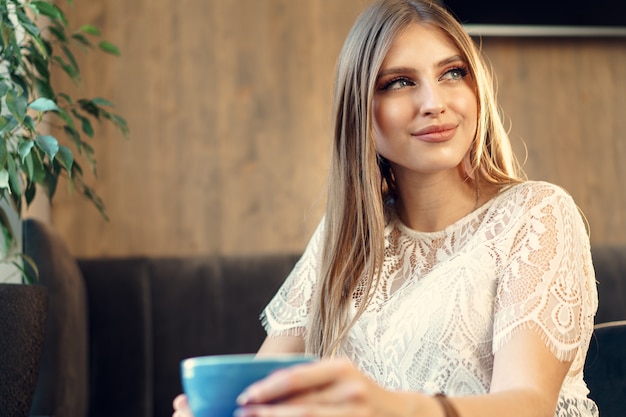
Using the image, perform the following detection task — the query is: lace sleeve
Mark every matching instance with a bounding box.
[493,183,598,361]
[260,219,325,337]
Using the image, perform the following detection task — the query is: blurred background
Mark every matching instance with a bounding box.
[44,0,626,259]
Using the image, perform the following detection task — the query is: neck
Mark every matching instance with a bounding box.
[392,170,480,233]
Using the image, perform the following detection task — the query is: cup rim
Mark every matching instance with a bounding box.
[181,353,315,369]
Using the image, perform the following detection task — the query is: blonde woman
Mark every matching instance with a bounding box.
[173,0,598,416]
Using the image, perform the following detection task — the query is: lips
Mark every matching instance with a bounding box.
[412,124,458,143]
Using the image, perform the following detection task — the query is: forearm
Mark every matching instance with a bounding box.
[396,389,557,417]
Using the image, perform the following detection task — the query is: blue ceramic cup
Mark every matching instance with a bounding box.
[181,354,315,417]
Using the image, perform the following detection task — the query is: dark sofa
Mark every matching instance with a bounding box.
[22,219,626,417]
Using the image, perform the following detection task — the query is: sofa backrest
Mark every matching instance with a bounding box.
[590,245,626,324]
[77,254,299,417]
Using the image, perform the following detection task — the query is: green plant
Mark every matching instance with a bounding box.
[0,0,128,279]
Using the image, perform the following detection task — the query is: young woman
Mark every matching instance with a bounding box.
[174,1,598,416]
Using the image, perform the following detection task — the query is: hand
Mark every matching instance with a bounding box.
[172,394,193,417]
[235,358,435,417]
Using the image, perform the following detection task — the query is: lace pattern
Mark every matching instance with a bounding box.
[261,181,598,417]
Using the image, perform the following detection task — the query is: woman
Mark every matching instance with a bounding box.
[174,0,598,416]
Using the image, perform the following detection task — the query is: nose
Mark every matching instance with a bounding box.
[417,81,445,117]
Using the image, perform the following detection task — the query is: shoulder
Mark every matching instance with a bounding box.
[485,181,586,242]
[494,180,576,211]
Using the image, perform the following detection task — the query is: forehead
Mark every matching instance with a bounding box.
[380,23,462,69]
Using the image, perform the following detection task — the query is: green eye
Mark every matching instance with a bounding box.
[382,78,414,91]
[442,67,468,81]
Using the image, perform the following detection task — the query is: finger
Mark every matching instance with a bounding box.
[278,377,370,406]
[239,358,354,405]
[236,403,363,417]
[172,394,189,411]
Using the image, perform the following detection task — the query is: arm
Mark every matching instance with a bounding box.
[449,328,572,417]
[233,328,570,417]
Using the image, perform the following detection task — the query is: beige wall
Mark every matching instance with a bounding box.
[50,0,626,258]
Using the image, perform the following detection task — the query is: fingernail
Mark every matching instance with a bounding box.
[236,392,249,406]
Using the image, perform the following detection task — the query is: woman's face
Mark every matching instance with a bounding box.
[373,23,477,178]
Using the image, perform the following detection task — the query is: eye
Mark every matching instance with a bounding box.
[440,66,468,81]
[380,77,415,91]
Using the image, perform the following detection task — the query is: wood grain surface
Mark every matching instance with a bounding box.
[47,0,626,257]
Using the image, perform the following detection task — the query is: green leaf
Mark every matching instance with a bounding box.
[72,159,84,176]
[61,45,80,75]
[92,97,114,107]
[24,149,34,180]
[0,20,16,53]
[110,114,130,138]
[24,181,37,207]
[35,135,59,160]
[0,116,18,136]
[6,156,21,196]
[58,93,75,107]
[32,1,66,25]
[55,107,77,131]
[29,97,59,112]
[78,99,100,118]
[57,145,74,174]
[29,149,46,183]
[98,41,120,56]
[28,45,50,79]
[63,125,81,151]
[76,178,109,221]
[23,116,36,133]
[10,74,29,99]
[18,140,35,162]
[0,136,7,167]
[6,90,28,123]
[0,211,13,260]
[70,33,92,48]
[22,115,37,136]
[0,117,9,137]
[71,108,94,137]
[80,116,94,137]
[36,78,55,99]
[0,80,9,97]
[53,56,80,82]
[80,140,96,174]
[48,24,67,42]
[42,168,58,199]
[80,24,101,35]
[18,252,40,284]
[0,170,9,189]
[16,9,40,38]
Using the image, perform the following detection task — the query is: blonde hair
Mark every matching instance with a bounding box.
[306,0,525,356]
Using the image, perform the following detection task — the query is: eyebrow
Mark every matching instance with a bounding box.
[377,55,466,79]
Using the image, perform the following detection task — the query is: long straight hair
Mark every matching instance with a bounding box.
[305,0,524,356]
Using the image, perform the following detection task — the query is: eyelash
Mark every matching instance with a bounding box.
[379,65,470,91]
[443,66,469,81]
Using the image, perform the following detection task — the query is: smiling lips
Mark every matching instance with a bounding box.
[412,124,458,143]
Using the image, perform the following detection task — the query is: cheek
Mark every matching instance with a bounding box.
[460,89,478,126]
[373,98,412,136]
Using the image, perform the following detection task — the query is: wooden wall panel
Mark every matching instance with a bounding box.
[50,0,626,258]
[480,38,626,245]
[51,0,362,257]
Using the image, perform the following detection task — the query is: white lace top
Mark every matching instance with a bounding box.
[261,181,599,417]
